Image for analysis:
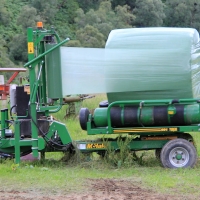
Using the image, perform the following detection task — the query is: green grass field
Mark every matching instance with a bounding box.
[0,94,200,198]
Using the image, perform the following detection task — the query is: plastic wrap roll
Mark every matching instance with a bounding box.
[61,47,106,94]
[60,27,200,102]
[105,27,200,102]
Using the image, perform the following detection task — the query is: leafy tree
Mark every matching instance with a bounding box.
[0,37,15,68]
[111,0,136,9]
[0,36,16,80]
[0,1,11,26]
[30,0,58,24]
[164,0,200,31]
[133,0,165,27]
[9,35,27,63]
[66,40,81,47]
[74,1,135,47]
[77,0,104,12]
[114,5,135,28]
[57,0,79,24]
[8,5,40,63]
[17,5,40,31]
[76,25,105,47]
[191,2,200,31]
[3,0,200,66]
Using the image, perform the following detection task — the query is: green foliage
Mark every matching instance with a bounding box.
[30,0,58,24]
[133,0,166,27]
[0,0,11,26]
[114,4,135,28]
[0,35,16,79]
[57,0,79,24]
[111,0,136,9]
[104,137,139,168]
[164,0,200,31]
[74,1,135,47]
[0,0,29,69]
[11,163,19,171]
[8,5,40,63]
[77,0,104,12]
[17,5,40,31]
[9,34,27,63]
[66,40,81,47]
[1,0,200,66]
[76,25,105,47]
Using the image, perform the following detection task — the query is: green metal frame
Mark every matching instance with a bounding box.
[24,27,70,159]
[86,98,200,135]
[80,98,200,153]
[0,24,72,164]
[0,24,199,164]
[75,138,169,153]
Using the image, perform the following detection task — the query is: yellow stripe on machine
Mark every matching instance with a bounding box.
[114,127,178,133]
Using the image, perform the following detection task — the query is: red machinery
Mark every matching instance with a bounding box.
[0,68,26,100]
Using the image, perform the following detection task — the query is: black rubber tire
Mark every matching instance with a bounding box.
[79,108,90,130]
[160,138,197,168]
[155,149,161,160]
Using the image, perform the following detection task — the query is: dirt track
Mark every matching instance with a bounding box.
[0,178,196,200]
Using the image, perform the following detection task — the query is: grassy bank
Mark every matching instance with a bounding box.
[0,151,200,197]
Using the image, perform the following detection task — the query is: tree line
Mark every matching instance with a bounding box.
[1,0,200,69]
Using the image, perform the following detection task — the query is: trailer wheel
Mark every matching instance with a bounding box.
[160,139,197,168]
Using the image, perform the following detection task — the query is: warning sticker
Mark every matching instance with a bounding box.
[28,42,34,54]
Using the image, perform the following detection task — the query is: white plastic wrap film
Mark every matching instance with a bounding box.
[61,47,106,95]
[60,27,200,100]
[192,42,200,98]
[104,48,190,91]
[105,27,200,101]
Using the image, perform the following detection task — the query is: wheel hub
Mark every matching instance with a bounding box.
[169,147,189,167]
[175,154,182,160]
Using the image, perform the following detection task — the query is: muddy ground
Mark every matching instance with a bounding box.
[0,178,197,200]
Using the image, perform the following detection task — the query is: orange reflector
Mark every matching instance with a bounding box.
[37,22,43,28]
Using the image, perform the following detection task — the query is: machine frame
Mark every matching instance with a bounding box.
[0,23,198,168]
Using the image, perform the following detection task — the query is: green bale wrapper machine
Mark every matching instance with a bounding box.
[0,22,73,163]
[0,23,199,168]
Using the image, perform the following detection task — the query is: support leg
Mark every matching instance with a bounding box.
[14,120,21,164]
